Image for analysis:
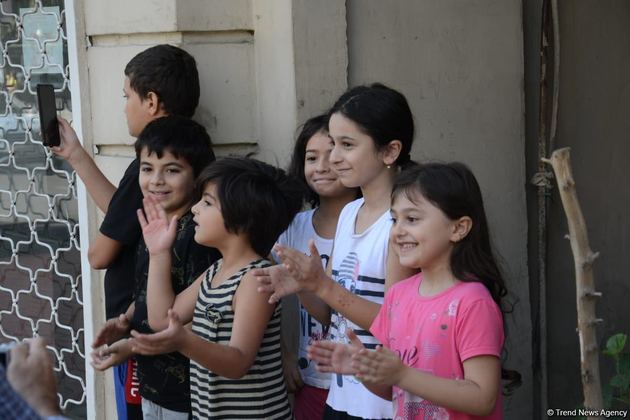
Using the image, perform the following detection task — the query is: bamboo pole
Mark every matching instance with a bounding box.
[542,147,603,417]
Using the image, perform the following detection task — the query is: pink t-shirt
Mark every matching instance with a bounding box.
[370,273,504,420]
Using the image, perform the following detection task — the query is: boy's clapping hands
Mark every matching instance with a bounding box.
[131,309,187,355]
[92,313,130,348]
[91,339,134,371]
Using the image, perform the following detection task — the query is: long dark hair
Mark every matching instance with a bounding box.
[328,83,415,168]
[393,162,521,393]
[287,114,329,207]
[393,162,505,302]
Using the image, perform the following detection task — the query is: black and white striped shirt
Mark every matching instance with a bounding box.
[189,259,292,419]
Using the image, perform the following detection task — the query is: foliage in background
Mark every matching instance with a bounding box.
[603,333,630,408]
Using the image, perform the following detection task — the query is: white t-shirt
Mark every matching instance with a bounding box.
[276,209,332,389]
[327,198,393,419]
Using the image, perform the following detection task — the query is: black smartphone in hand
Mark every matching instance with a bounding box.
[36,84,61,147]
[0,341,17,368]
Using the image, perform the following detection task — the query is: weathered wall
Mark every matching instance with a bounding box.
[346,1,532,417]
[541,1,630,412]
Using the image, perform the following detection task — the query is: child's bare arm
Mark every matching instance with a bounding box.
[132,271,277,379]
[355,349,501,416]
[144,244,202,331]
[296,291,330,325]
[139,196,200,330]
[256,241,384,330]
[88,232,123,269]
[280,332,303,393]
[185,271,276,378]
[295,250,332,325]
[53,118,116,212]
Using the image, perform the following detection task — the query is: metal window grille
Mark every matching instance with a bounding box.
[0,0,86,417]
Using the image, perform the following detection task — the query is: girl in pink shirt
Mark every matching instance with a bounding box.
[309,162,519,419]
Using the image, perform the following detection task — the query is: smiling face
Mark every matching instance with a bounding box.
[390,190,460,271]
[327,112,390,189]
[138,147,195,218]
[191,182,227,247]
[303,130,350,199]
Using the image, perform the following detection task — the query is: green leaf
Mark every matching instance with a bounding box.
[605,334,628,357]
[619,353,630,373]
[610,374,630,390]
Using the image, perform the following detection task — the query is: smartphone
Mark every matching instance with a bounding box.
[36,84,61,147]
[0,341,17,367]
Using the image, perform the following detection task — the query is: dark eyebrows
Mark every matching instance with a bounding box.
[334,135,355,142]
[391,205,423,215]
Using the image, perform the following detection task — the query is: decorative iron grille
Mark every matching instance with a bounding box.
[0,0,85,417]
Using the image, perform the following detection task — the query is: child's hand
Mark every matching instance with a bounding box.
[254,264,300,304]
[255,240,327,303]
[137,196,178,256]
[282,352,304,393]
[92,313,130,348]
[130,309,186,355]
[91,338,133,371]
[51,118,85,164]
[307,329,364,375]
[351,345,406,386]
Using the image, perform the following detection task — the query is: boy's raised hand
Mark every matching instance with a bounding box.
[91,338,133,371]
[307,328,364,375]
[51,117,85,164]
[130,309,186,355]
[137,196,178,256]
[92,313,130,348]
[254,240,327,303]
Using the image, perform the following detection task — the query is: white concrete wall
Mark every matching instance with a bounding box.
[346,1,531,417]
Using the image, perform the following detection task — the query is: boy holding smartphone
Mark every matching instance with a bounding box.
[53,44,200,420]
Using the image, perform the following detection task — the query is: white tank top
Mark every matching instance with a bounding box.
[327,198,393,419]
[276,209,333,389]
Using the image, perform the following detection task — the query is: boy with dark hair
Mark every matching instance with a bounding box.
[53,44,201,420]
[124,45,199,119]
[91,116,221,419]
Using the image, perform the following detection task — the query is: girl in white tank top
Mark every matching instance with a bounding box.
[255,83,418,419]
